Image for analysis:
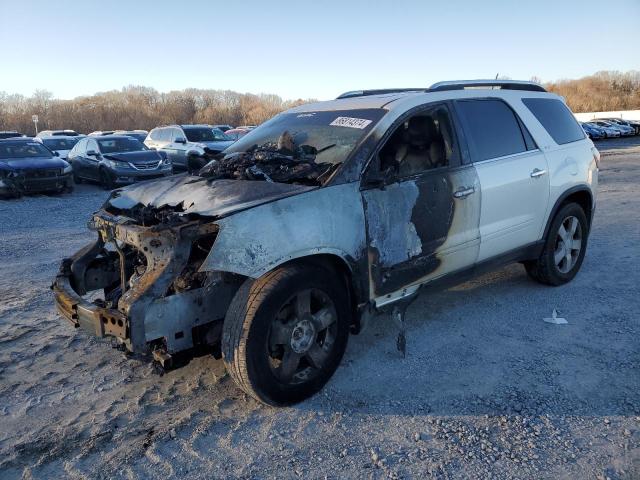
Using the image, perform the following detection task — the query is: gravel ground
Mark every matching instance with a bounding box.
[0,137,639,479]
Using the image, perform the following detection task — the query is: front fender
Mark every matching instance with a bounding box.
[200,182,366,279]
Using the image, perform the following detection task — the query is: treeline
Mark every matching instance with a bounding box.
[543,71,640,113]
[0,87,313,134]
[1,71,639,134]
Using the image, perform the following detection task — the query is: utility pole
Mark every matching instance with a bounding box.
[32,115,39,135]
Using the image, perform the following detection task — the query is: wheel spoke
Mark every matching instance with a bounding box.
[554,245,565,265]
[558,224,569,243]
[568,217,578,237]
[571,239,582,252]
[312,307,336,331]
[278,350,301,382]
[295,290,311,318]
[306,344,329,369]
[269,321,290,349]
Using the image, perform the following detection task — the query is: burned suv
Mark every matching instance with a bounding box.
[53,81,599,406]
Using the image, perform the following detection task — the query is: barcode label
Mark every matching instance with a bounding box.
[329,117,372,129]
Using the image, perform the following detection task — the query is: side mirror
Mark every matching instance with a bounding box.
[53,151,59,157]
[175,137,187,144]
[86,150,99,157]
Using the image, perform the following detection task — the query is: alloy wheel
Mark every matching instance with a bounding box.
[267,288,338,385]
[554,215,583,274]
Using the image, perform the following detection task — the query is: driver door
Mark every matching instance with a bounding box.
[361,103,481,300]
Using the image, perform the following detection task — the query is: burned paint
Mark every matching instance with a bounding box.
[364,166,481,298]
[106,176,316,221]
[201,182,367,280]
[362,181,423,267]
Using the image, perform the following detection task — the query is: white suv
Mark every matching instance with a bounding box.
[54,80,598,406]
[144,124,234,172]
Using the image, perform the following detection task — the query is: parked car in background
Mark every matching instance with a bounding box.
[35,135,81,160]
[211,124,233,132]
[589,121,621,138]
[593,120,634,137]
[224,128,251,141]
[0,138,73,197]
[36,129,82,138]
[0,131,27,139]
[88,130,115,136]
[236,125,257,130]
[581,122,605,140]
[145,125,234,172]
[68,135,172,189]
[602,118,640,135]
[112,130,149,142]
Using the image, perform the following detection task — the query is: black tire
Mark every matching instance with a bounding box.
[525,202,589,286]
[73,172,82,184]
[222,263,350,406]
[99,168,114,190]
[187,155,206,174]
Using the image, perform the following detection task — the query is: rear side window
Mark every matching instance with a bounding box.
[455,99,528,162]
[522,98,585,145]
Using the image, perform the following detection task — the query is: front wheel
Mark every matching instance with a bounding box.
[525,202,589,286]
[222,264,350,406]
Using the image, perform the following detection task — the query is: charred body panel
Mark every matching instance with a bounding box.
[106,175,316,221]
[201,182,368,292]
[363,166,481,300]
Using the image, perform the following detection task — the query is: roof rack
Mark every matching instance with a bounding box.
[336,88,425,99]
[335,80,546,100]
[428,80,546,92]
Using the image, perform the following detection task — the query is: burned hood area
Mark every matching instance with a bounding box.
[198,132,336,186]
[105,174,316,224]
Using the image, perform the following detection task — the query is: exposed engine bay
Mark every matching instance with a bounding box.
[199,131,337,186]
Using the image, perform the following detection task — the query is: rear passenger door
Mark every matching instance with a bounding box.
[454,98,550,262]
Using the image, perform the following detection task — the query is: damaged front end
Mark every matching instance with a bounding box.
[52,209,240,364]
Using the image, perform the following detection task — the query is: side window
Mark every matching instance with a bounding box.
[149,129,158,141]
[379,104,457,178]
[522,98,585,145]
[170,128,181,141]
[87,139,99,153]
[455,99,528,162]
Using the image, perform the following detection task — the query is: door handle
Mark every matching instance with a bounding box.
[453,186,475,198]
[530,168,547,178]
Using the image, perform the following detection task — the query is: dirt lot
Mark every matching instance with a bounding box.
[1,137,639,479]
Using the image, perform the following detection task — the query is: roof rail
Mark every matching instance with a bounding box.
[336,88,426,99]
[429,80,546,92]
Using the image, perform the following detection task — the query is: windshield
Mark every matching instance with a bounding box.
[199,108,385,185]
[184,127,232,142]
[0,141,53,159]
[43,138,80,150]
[98,137,147,153]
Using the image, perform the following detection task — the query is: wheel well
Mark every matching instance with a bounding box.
[561,190,593,227]
[281,254,362,333]
[543,187,593,241]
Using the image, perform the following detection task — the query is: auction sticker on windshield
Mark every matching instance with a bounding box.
[329,117,373,129]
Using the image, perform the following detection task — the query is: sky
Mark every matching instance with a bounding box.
[1,0,639,101]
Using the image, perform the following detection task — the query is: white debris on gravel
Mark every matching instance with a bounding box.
[0,137,639,479]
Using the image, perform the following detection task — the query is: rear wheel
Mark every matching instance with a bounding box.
[222,264,350,406]
[525,202,588,286]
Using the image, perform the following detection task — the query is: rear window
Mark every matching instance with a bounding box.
[522,98,585,145]
[455,99,528,161]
